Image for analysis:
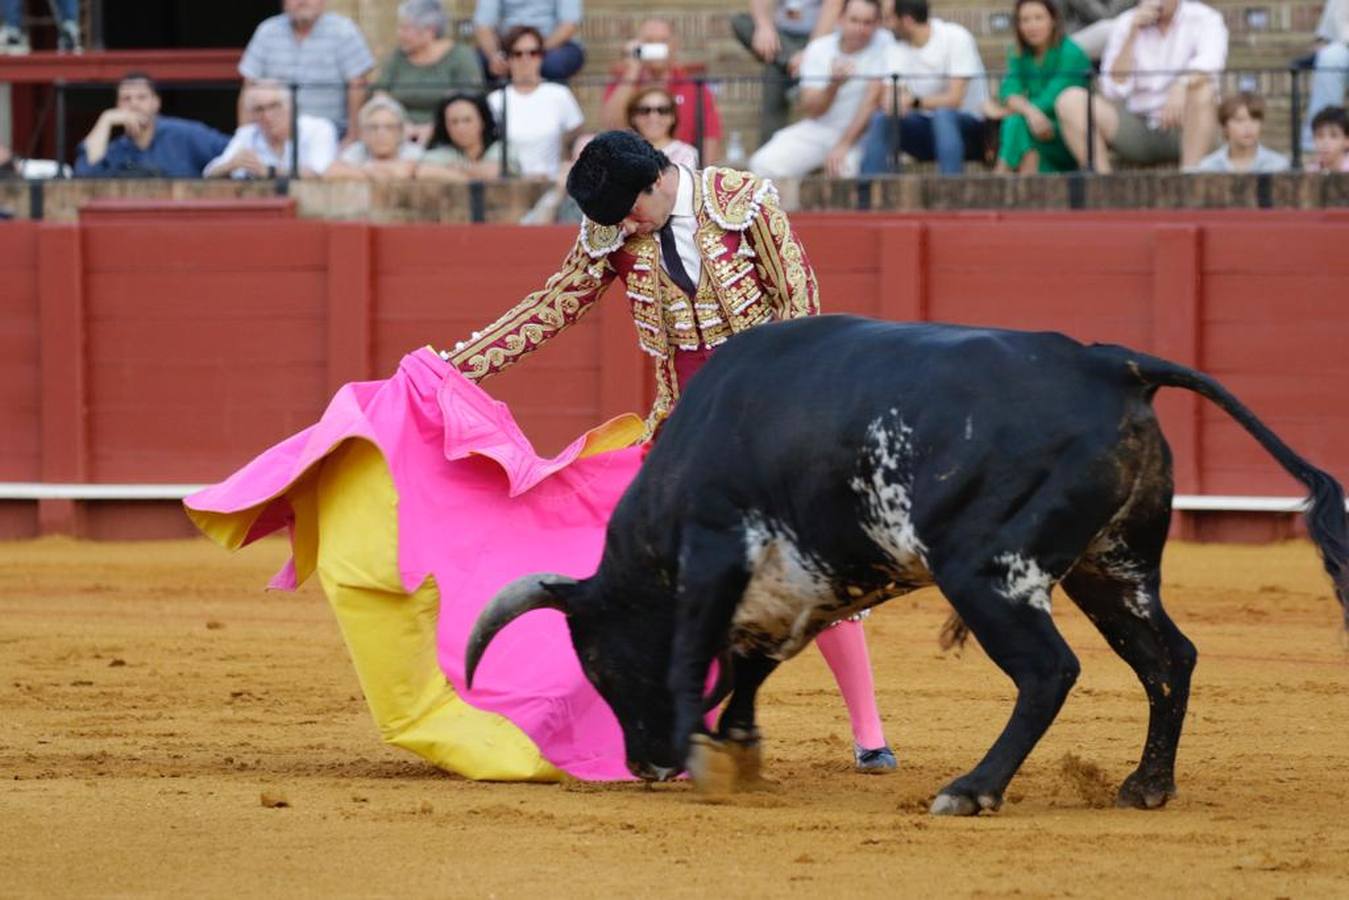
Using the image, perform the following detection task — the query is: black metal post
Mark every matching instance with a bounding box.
[1085,70,1096,173]
[888,72,901,174]
[90,0,105,51]
[693,76,706,163]
[55,80,67,174]
[498,85,509,179]
[1289,65,1302,171]
[289,82,300,178]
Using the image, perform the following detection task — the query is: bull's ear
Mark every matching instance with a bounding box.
[465,573,579,690]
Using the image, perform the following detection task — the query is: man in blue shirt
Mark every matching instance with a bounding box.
[75,73,231,178]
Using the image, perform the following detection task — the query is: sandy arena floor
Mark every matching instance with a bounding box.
[2,536,1348,897]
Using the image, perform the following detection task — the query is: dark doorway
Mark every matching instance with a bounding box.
[100,0,279,50]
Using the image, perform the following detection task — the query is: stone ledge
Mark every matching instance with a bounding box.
[0,173,1343,223]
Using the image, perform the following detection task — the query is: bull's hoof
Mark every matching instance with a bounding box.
[687,734,737,797]
[723,727,764,785]
[1116,772,1176,810]
[929,790,1002,816]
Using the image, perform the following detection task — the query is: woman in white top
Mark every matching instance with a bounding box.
[626,86,699,168]
[324,95,422,181]
[487,26,584,177]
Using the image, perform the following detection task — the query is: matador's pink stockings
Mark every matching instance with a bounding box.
[814,619,888,750]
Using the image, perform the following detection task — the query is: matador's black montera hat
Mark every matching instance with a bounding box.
[566,131,671,226]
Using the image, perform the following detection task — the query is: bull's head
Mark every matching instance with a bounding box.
[465,572,686,781]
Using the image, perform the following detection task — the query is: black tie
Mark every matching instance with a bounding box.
[658,222,698,297]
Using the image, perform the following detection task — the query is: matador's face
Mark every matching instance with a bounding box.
[620,168,678,237]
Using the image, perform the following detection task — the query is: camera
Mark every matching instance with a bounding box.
[633,42,670,62]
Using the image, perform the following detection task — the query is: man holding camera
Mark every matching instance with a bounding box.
[600,17,723,164]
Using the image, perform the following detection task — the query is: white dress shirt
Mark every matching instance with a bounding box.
[660,165,701,288]
[204,114,339,178]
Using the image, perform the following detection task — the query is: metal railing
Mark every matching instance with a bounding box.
[39,63,1349,181]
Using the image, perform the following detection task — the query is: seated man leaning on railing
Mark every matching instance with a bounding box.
[75,72,231,179]
[1054,0,1227,172]
[204,81,338,179]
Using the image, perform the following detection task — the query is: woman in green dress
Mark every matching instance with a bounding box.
[985,0,1091,173]
[375,0,484,145]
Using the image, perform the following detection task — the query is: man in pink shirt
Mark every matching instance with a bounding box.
[600,17,724,163]
[1054,0,1228,171]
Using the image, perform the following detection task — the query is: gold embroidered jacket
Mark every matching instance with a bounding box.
[448,167,820,432]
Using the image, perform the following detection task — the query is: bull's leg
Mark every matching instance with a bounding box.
[1062,562,1196,809]
[668,525,751,792]
[928,565,1081,816]
[715,653,780,783]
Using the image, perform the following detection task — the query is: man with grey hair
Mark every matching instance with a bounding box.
[474,0,585,81]
[376,0,484,143]
[207,81,339,179]
[239,0,376,142]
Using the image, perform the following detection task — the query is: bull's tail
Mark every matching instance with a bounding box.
[1106,346,1349,626]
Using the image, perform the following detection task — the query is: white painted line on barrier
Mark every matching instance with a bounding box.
[0,483,206,500]
[0,485,1346,512]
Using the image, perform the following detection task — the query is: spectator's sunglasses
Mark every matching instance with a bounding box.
[634,104,674,116]
[510,46,543,58]
[249,100,284,115]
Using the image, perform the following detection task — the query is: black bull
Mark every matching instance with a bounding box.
[467,316,1349,814]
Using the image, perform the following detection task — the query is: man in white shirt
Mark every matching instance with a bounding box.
[748,0,892,179]
[1055,0,1227,171]
[858,0,989,175]
[205,82,338,179]
[1303,0,1349,150]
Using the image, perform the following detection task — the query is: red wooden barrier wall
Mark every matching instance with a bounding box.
[1,211,1345,540]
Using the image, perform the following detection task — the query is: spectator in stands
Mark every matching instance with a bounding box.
[749,0,890,178]
[487,26,584,176]
[1307,105,1349,172]
[1062,0,1136,60]
[74,73,230,178]
[858,0,989,176]
[983,0,1090,173]
[627,87,699,167]
[375,0,484,145]
[1055,0,1226,172]
[520,132,592,223]
[1186,92,1289,173]
[416,92,521,180]
[1,0,79,53]
[733,0,846,140]
[323,95,422,180]
[1302,0,1348,150]
[601,17,723,164]
[475,0,584,82]
[205,81,338,179]
[238,0,375,142]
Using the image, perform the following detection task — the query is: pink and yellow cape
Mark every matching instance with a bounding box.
[185,348,645,781]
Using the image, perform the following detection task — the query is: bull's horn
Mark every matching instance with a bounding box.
[465,573,577,690]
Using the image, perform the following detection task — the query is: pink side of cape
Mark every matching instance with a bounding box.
[185,349,641,781]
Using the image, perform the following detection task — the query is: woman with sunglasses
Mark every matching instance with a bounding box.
[626,87,698,168]
[486,25,584,177]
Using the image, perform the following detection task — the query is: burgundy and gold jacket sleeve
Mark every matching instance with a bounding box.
[744,182,820,320]
[447,237,618,382]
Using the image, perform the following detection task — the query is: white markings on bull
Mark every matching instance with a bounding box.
[994,552,1053,614]
[738,516,836,660]
[849,415,930,579]
[964,415,974,441]
[1081,531,1155,621]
